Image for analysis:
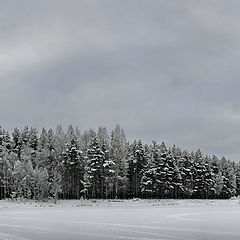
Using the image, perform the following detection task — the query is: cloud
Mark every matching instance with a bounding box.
[1,0,240,161]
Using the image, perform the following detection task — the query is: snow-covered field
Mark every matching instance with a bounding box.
[0,199,240,240]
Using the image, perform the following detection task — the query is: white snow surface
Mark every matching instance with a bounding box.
[0,199,239,240]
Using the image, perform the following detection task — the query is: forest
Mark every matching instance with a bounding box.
[0,125,239,201]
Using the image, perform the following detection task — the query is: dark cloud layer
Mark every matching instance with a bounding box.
[1,0,240,161]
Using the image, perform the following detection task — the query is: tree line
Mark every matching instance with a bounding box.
[0,125,239,201]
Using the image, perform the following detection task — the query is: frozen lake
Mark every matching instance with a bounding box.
[0,200,240,240]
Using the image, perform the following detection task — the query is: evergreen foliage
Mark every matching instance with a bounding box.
[0,124,239,200]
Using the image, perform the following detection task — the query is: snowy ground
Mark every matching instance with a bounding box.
[0,199,240,240]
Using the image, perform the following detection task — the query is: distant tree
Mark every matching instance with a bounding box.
[219,157,236,198]
[0,127,11,199]
[192,149,208,198]
[140,142,156,198]
[180,150,194,198]
[110,125,128,198]
[0,124,238,200]
[128,140,146,198]
[62,125,83,199]
[83,137,103,198]
[235,163,240,196]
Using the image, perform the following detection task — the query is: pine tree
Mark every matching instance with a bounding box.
[0,127,11,199]
[62,125,83,199]
[180,150,194,198]
[219,157,236,198]
[210,155,221,198]
[192,149,208,198]
[154,142,168,198]
[203,155,215,198]
[128,140,146,198]
[12,146,35,199]
[46,128,62,202]
[83,137,103,199]
[110,125,128,198]
[28,128,38,169]
[12,128,22,161]
[235,163,240,196]
[33,168,49,200]
[0,124,238,200]
[140,142,156,198]
[100,143,115,198]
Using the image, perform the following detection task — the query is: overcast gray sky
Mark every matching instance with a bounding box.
[1,0,240,161]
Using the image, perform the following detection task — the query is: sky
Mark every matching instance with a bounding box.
[1,0,240,161]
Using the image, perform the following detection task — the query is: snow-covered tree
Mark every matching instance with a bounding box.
[128,140,146,198]
[0,125,238,200]
[0,127,11,199]
[140,142,156,198]
[61,125,83,199]
[110,125,128,198]
[83,137,103,198]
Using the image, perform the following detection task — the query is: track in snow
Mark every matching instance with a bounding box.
[0,203,240,240]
